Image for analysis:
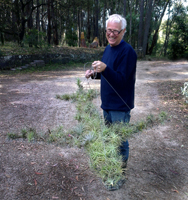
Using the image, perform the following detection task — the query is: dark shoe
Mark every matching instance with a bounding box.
[122,161,127,168]
[103,178,126,191]
[122,161,127,176]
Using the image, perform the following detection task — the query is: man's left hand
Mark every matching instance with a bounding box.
[92,61,107,73]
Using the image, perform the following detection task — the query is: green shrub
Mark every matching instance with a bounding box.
[65,29,78,47]
[181,82,188,103]
[24,28,46,48]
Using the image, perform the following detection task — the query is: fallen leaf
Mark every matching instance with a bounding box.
[5,174,10,178]
[76,175,79,181]
[34,179,37,186]
[71,187,78,193]
[171,189,179,193]
[90,179,95,183]
[74,165,79,171]
[35,172,43,175]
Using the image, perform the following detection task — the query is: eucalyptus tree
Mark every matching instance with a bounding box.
[142,0,155,57]
[0,0,13,44]
[148,0,170,55]
[162,0,174,56]
[167,3,188,59]
[14,0,46,44]
[137,0,144,48]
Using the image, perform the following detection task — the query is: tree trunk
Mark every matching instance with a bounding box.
[92,11,95,39]
[51,0,58,45]
[27,0,34,47]
[129,0,132,45]
[47,0,51,45]
[87,0,91,43]
[1,33,4,45]
[163,12,172,56]
[123,0,126,41]
[19,19,26,43]
[123,0,126,20]
[142,0,155,57]
[137,0,144,48]
[36,0,40,30]
[41,0,45,32]
[18,0,27,44]
[148,0,170,55]
[95,0,99,38]
[77,7,81,46]
[12,0,19,42]
[102,0,107,46]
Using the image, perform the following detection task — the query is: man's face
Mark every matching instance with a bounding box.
[106,21,125,47]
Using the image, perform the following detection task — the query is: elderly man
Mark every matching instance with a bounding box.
[86,14,137,189]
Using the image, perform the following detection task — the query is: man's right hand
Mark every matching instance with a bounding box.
[85,69,94,78]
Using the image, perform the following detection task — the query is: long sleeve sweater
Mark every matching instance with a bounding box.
[98,40,137,112]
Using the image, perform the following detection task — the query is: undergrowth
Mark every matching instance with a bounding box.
[7,79,168,187]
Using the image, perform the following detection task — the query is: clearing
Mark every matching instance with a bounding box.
[0,60,188,200]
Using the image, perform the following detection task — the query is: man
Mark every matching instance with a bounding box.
[85,14,137,187]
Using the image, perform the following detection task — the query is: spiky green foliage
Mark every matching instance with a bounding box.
[56,79,168,185]
[7,79,168,187]
[7,128,38,142]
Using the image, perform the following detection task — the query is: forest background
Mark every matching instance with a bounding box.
[0,0,188,60]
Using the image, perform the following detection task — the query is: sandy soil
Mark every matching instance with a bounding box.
[0,60,188,200]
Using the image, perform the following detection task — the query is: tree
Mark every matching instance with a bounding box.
[47,0,51,45]
[0,0,186,58]
[137,0,144,48]
[148,0,170,55]
[142,0,155,57]
[167,3,188,59]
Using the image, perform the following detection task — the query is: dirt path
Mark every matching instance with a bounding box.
[0,60,188,200]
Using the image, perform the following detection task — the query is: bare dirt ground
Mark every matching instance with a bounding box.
[0,60,188,200]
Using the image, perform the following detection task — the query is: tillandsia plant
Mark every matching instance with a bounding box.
[181,82,188,103]
[57,79,168,187]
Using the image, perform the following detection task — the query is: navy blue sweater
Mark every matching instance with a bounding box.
[98,40,137,112]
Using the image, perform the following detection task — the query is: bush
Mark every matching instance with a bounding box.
[65,29,78,47]
[181,82,188,103]
[24,28,46,48]
[167,40,186,60]
[184,51,188,59]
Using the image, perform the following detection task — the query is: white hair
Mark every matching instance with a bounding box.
[106,14,127,30]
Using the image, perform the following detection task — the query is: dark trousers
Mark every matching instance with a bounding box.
[103,110,130,162]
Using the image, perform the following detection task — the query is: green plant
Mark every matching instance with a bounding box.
[7,128,38,142]
[27,130,35,142]
[24,28,46,48]
[47,126,65,143]
[56,94,71,101]
[0,49,3,56]
[77,78,83,91]
[7,80,168,188]
[7,132,22,139]
[65,29,78,47]
[21,128,28,138]
[158,111,168,123]
[55,80,168,186]
[181,82,188,103]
